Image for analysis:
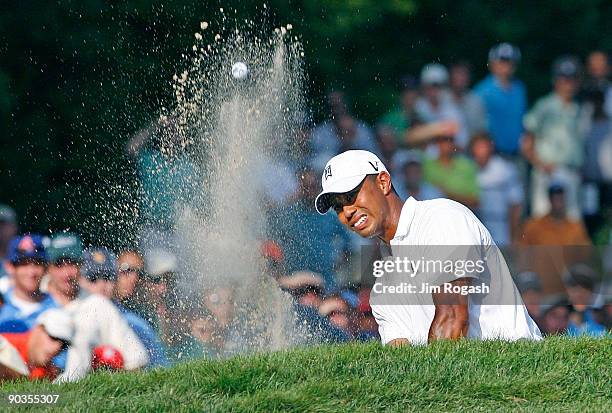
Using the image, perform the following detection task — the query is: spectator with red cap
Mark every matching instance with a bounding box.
[0,235,58,332]
[1,308,73,380]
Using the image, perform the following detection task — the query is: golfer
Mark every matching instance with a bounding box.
[315,150,541,346]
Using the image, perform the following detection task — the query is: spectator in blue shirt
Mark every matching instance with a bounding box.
[0,235,58,332]
[474,43,527,156]
[563,264,607,337]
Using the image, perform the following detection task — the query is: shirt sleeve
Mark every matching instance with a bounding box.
[370,305,408,345]
[523,98,544,134]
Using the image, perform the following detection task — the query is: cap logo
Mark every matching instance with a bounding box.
[324,165,332,180]
[93,251,106,264]
[368,161,379,172]
[18,236,35,253]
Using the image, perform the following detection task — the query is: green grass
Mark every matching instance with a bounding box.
[3,337,611,412]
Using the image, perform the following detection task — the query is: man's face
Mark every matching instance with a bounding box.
[89,279,114,298]
[333,174,388,239]
[400,89,418,111]
[9,261,46,296]
[423,84,442,102]
[450,66,470,92]
[116,252,143,301]
[566,285,592,312]
[554,76,578,99]
[28,326,64,367]
[588,52,609,79]
[490,59,515,79]
[549,193,566,217]
[437,137,455,157]
[542,306,569,335]
[403,163,422,188]
[48,262,80,297]
[471,138,493,167]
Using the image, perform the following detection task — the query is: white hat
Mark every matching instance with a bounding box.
[315,150,388,214]
[420,63,449,85]
[36,309,74,344]
[145,248,177,277]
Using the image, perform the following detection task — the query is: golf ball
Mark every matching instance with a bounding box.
[231,62,249,80]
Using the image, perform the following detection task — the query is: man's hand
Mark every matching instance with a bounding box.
[428,278,470,342]
[387,338,410,347]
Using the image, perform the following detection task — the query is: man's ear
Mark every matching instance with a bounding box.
[377,171,393,196]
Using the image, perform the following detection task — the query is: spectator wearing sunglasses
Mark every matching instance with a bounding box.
[113,249,170,368]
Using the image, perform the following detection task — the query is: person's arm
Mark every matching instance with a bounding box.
[404,120,458,147]
[509,203,523,245]
[428,278,470,342]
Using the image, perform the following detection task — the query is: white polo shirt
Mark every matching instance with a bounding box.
[371,197,542,345]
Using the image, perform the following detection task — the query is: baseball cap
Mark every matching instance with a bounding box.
[553,56,580,79]
[548,182,566,196]
[145,248,177,278]
[7,234,48,264]
[420,63,449,86]
[37,308,74,344]
[0,205,17,224]
[47,232,83,264]
[514,271,542,293]
[488,43,521,63]
[81,247,117,281]
[315,150,389,215]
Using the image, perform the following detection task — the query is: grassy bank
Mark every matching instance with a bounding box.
[3,337,611,412]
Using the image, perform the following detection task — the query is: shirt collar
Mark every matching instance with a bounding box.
[391,197,418,241]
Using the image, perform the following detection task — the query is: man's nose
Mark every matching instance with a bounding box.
[342,204,357,220]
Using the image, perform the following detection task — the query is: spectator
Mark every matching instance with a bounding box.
[582,88,612,217]
[0,205,18,282]
[0,308,73,380]
[0,235,58,332]
[393,150,443,201]
[519,183,592,294]
[310,91,379,169]
[115,250,146,314]
[277,271,325,309]
[514,271,543,322]
[563,264,607,336]
[538,297,571,336]
[521,56,585,218]
[375,125,400,168]
[112,255,170,368]
[449,61,487,137]
[80,247,117,299]
[277,271,350,343]
[143,248,178,337]
[521,183,591,245]
[268,169,350,290]
[378,75,420,147]
[474,43,527,157]
[581,50,611,117]
[423,136,480,209]
[470,133,523,245]
[413,63,469,150]
[318,295,352,336]
[127,116,200,252]
[48,241,149,382]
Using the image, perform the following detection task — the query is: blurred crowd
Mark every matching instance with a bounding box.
[1,43,611,382]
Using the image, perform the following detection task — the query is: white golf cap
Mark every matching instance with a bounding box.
[36,308,74,344]
[420,63,449,85]
[315,150,388,215]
